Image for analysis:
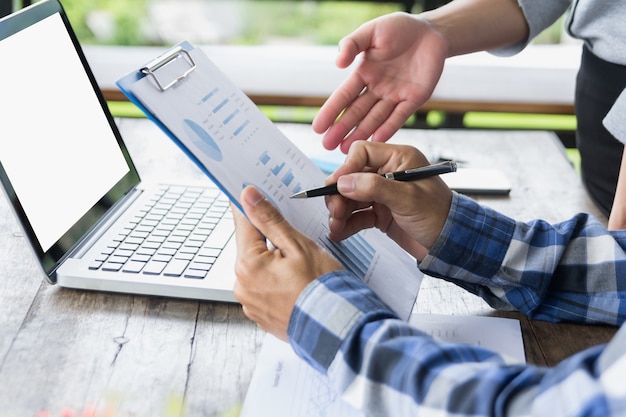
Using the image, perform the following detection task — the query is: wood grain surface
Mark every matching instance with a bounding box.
[0,119,615,416]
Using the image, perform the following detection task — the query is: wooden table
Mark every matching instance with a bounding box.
[0,119,616,417]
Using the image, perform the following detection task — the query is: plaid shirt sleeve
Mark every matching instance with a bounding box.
[421,193,626,325]
[287,192,626,417]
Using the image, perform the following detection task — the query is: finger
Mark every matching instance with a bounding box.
[239,185,305,257]
[337,170,426,215]
[323,86,398,153]
[325,142,372,183]
[329,208,377,241]
[326,191,371,224]
[338,99,396,154]
[313,76,366,139]
[232,201,267,259]
[371,101,422,143]
[327,189,374,227]
[336,36,363,68]
[320,120,354,152]
[341,141,417,178]
[354,98,396,138]
[332,142,428,195]
[312,29,372,138]
[336,20,378,68]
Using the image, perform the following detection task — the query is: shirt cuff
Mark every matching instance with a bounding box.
[489,0,570,57]
[288,271,397,373]
[419,192,515,283]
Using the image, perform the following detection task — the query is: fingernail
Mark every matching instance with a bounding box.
[337,176,354,193]
[244,187,266,207]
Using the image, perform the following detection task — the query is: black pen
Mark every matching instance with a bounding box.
[290,160,457,198]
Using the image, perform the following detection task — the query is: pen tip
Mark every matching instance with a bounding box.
[290,191,307,199]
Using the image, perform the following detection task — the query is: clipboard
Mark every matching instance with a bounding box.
[117,42,235,202]
[116,41,422,320]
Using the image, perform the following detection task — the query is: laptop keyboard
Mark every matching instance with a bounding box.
[89,185,234,279]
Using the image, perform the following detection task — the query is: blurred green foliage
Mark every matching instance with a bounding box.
[60,0,151,45]
[56,0,565,47]
[58,0,401,46]
[234,2,400,45]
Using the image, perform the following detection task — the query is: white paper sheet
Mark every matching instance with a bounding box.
[241,314,525,417]
[121,43,421,319]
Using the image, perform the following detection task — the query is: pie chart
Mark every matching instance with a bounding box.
[183,118,223,161]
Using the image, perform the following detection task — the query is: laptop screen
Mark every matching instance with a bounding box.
[0,0,140,277]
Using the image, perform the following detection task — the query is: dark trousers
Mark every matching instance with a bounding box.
[576,46,626,216]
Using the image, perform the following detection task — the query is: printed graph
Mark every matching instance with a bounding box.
[183,118,223,161]
[199,84,251,138]
[258,150,303,195]
[320,229,376,279]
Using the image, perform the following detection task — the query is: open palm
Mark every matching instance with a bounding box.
[313,12,448,153]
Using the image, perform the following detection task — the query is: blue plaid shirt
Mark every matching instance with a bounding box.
[288,192,626,417]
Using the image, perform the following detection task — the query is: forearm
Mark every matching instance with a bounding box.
[289,272,626,417]
[421,193,626,325]
[608,149,626,230]
[421,0,529,57]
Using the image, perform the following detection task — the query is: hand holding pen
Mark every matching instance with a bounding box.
[291,160,456,199]
[306,141,456,261]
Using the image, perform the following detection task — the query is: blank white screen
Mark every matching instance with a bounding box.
[0,13,130,251]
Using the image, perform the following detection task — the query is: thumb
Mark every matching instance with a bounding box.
[336,36,360,68]
[239,186,302,253]
[336,19,376,69]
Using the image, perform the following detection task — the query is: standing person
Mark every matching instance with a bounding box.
[311,0,626,220]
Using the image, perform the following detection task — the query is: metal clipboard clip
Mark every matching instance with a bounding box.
[140,45,196,91]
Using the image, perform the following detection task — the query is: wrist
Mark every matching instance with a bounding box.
[417,11,455,58]
[288,272,370,372]
[418,0,529,58]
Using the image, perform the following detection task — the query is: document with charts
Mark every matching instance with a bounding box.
[117,42,421,319]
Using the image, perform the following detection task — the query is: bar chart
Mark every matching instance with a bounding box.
[258,150,303,196]
[319,225,376,279]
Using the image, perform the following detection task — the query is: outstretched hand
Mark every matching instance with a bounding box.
[312,12,448,153]
[232,186,344,341]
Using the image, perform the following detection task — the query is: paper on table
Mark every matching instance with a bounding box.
[442,168,511,195]
[240,314,525,417]
[411,313,525,364]
[117,43,420,319]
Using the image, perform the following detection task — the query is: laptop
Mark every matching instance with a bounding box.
[0,0,238,302]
